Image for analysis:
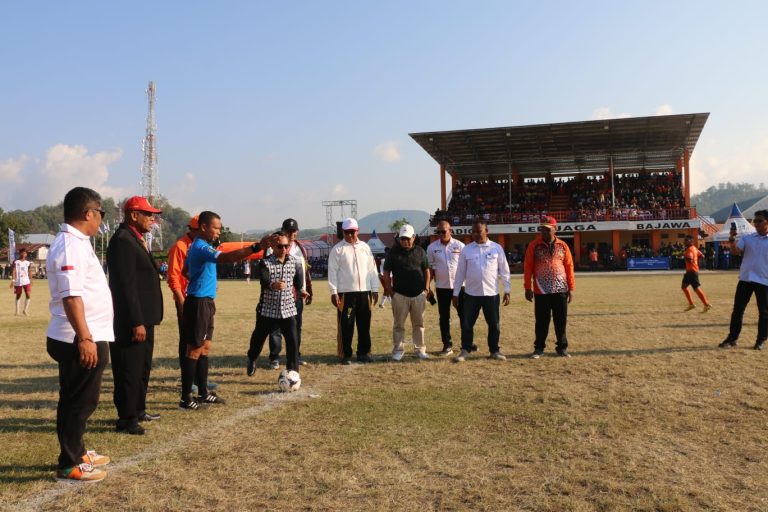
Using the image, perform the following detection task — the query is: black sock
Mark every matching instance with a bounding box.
[196,356,209,397]
[181,357,197,400]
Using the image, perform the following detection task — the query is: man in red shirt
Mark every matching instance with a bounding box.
[524,216,575,359]
[682,235,711,312]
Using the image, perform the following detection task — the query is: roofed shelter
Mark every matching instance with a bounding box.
[410,113,710,264]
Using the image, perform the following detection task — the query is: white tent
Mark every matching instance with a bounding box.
[367,230,386,255]
[713,203,756,241]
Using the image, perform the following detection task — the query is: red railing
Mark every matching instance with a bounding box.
[431,207,697,226]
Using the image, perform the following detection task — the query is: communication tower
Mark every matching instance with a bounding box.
[140,81,163,250]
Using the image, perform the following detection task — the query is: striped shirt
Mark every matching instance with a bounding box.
[257,254,301,319]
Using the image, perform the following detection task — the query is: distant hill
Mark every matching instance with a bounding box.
[357,210,430,234]
[692,182,768,215]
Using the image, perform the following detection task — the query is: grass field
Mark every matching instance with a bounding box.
[1,271,767,511]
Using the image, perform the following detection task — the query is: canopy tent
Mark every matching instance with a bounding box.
[366,230,387,255]
[713,203,756,241]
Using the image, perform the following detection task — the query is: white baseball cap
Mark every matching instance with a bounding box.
[341,218,359,231]
[398,224,415,238]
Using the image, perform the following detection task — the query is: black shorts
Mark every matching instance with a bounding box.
[682,271,701,289]
[182,296,216,347]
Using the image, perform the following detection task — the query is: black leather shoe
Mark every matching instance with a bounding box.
[356,354,373,363]
[116,423,145,435]
[718,338,738,348]
[138,412,161,422]
[247,357,256,376]
[754,342,765,351]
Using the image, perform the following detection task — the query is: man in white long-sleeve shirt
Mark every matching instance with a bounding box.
[328,218,380,364]
[452,220,511,362]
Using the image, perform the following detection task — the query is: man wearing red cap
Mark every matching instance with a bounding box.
[524,216,575,359]
[106,196,164,435]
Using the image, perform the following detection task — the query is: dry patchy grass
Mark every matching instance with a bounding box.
[1,272,767,511]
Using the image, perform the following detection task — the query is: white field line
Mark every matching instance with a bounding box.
[15,365,358,512]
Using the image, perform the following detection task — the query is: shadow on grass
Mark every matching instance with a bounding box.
[563,345,718,357]
[0,398,58,410]
[0,417,117,433]
[0,464,54,484]
[0,375,58,394]
[0,362,57,371]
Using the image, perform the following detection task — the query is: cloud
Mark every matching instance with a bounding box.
[38,144,127,204]
[0,155,28,183]
[374,141,401,163]
[591,107,632,120]
[332,184,348,197]
[654,104,674,116]
[690,134,768,193]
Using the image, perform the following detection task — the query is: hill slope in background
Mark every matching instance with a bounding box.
[692,182,768,215]
[357,210,430,234]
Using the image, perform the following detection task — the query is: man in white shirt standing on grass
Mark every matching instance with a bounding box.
[46,186,115,482]
[426,219,466,356]
[327,218,379,364]
[452,219,511,362]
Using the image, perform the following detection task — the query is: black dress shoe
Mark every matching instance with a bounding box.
[138,412,161,422]
[247,357,256,376]
[356,354,373,363]
[116,423,145,435]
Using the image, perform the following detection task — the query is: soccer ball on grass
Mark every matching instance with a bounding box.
[278,370,301,392]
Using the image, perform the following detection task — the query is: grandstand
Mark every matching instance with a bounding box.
[410,113,709,267]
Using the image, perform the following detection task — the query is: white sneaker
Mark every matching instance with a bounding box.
[417,351,430,360]
[453,349,470,362]
[391,351,404,361]
[491,352,507,361]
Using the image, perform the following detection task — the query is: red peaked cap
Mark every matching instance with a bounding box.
[539,216,557,229]
[124,196,162,213]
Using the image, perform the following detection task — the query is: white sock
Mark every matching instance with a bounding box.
[15,298,20,314]
[24,298,30,314]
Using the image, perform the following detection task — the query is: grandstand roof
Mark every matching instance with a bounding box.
[410,113,709,178]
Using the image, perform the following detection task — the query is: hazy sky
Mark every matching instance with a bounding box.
[2,1,767,231]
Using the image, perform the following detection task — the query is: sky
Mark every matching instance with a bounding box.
[2,1,768,232]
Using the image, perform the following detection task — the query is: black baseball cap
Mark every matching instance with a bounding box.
[282,218,299,231]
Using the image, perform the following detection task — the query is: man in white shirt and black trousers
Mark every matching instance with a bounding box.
[452,219,511,362]
[426,219,466,356]
[327,217,379,364]
[46,186,115,482]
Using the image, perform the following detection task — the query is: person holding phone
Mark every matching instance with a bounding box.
[719,210,768,350]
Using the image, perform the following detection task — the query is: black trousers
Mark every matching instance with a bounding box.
[728,280,768,342]
[47,338,109,469]
[338,291,372,358]
[268,298,304,361]
[110,325,154,427]
[534,293,569,351]
[436,287,464,348]
[250,315,299,371]
[461,294,500,354]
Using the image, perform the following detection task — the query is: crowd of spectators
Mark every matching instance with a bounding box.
[431,170,688,225]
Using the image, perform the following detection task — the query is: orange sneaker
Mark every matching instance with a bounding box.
[83,450,110,467]
[56,462,106,482]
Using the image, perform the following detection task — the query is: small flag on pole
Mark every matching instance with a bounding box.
[8,229,16,264]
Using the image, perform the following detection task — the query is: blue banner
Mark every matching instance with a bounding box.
[627,257,670,270]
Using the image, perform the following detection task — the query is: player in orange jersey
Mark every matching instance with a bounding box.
[682,235,711,312]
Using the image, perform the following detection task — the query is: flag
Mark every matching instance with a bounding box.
[146,232,153,251]
[101,222,110,234]
[8,229,15,264]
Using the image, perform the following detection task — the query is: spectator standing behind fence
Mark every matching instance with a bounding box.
[524,216,575,359]
[718,210,768,350]
[426,219,465,356]
[452,220,511,362]
[46,187,114,482]
[681,236,711,313]
[327,218,379,364]
[382,224,431,361]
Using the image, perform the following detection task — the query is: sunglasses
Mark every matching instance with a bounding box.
[276,244,290,249]
[435,230,447,234]
[137,211,156,217]
[399,237,413,242]
[85,207,106,217]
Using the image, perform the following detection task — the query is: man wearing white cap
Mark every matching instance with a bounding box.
[382,224,431,361]
[327,218,380,364]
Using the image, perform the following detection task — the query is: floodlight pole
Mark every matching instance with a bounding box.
[322,200,358,242]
